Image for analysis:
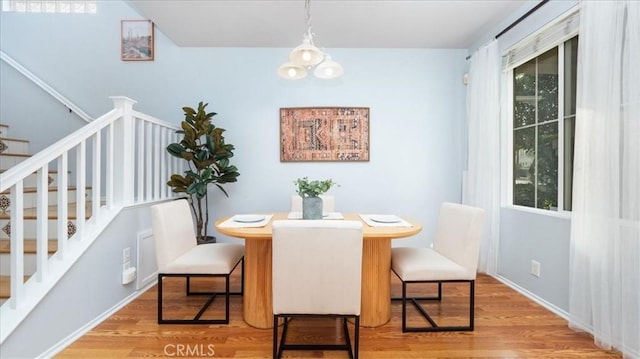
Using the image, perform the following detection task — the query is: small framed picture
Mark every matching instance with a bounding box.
[121,20,154,61]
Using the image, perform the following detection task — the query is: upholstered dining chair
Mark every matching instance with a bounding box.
[271,220,363,359]
[391,202,484,332]
[151,199,244,324]
[290,194,335,213]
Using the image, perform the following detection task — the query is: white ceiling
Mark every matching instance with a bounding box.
[128,0,527,49]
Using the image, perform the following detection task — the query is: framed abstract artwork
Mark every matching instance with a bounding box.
[121,20,154,61]
[280,107,370,162]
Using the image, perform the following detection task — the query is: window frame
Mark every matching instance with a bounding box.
[501,9,579,217]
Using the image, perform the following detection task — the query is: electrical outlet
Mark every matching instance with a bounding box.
[123,247,131,269]
[531,260,541,277]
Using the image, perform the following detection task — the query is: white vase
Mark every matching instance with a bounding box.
[302,196,323,219]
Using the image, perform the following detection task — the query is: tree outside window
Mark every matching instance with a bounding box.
[512,36,577,211]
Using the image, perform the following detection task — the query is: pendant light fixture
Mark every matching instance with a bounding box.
[278,0,343,80]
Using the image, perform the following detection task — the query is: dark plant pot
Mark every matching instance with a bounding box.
[302,196,323,219]
[197,235,216,245]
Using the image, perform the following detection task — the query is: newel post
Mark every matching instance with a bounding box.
[110,96,137,206]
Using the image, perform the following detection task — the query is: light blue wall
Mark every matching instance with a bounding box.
[468,0,580,314]
[1,2,467,353]
[500,209,571,310]
[1,1,468,249]
[0,0,583,354]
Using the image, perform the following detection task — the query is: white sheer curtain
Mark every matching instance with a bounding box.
[463,39,501,275]
[569,1,639,358]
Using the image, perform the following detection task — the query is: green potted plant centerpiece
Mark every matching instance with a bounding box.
[294,177,338,219]
[166,101,240,243]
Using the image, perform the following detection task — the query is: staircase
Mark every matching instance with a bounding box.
[0,124,85,302]
[0,97,182,344]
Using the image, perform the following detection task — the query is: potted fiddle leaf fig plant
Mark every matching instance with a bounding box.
[294,177,338,219]
[166,101,240,243]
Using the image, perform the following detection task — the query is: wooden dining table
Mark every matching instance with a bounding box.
[215,212,422,329]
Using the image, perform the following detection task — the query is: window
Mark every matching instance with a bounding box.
[1,1,96,13]
[511,35,578,211]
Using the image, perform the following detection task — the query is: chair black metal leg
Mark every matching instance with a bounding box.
[400,279,475,332]
[157,274,163,324]
[469,280,475,330]
[401,280,407,332]
[227,258,244,296]
[158,272,235,325]
[354,316,360,359]
[240,258,245,295]
[410,297,438,327]
[273,315,279,359]
[341,318,353,359]
[272,314,360,358]
[225,273,230,323]
[278,316,290,359]
[193,294,218,321]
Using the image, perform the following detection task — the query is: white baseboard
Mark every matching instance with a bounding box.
[491,274,569,320]
[38,280,157,359]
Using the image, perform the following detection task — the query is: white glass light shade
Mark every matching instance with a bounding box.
[289,37,324,67]
[313,56,344,79]
[278,62,308,80]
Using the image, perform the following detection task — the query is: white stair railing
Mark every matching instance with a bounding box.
[0,96,181,343]
[0,50,93,123]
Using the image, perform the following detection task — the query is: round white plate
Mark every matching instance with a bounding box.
[233,214,265,223]
[369,215,401,223]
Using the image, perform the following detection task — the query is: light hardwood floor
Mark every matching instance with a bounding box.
[57,274,622,358]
